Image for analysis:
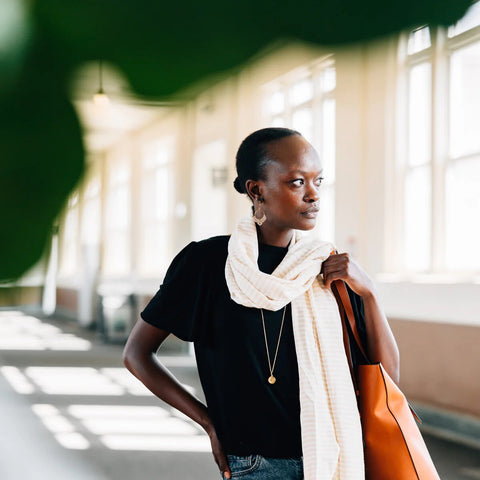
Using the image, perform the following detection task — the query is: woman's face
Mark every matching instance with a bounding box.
[250,134,323,232]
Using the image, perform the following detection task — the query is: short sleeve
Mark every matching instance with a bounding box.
[140,241,207,342]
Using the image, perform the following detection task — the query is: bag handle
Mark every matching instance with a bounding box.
[328,251,423,424]
[330,278,368,395]
[327,249,369,362]
[332,279,369,361]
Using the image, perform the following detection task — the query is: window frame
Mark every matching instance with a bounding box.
[396,19,480,276]
[138,136,176,276]
[103,155,132,277]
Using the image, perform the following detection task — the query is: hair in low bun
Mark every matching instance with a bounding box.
[234,127,300,200]
[233,177,244,193]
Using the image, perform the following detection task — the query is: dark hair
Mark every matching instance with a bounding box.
[233,127,301,197]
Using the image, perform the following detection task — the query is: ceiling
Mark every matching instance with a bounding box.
[70,62,176,153]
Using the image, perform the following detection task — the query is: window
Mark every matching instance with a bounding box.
[81,174,101,247]
[139,137,175,275]
[60,193,79,275]
[104,158,131,275]
[407,26,431,55]
[191,140,228,241]
[262,59,336,242]
[448,1,480,37]
[400,2,480,274]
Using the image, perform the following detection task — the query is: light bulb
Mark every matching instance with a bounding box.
[93,90,110,108]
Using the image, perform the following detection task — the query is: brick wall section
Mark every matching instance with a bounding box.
[56,288,78,312]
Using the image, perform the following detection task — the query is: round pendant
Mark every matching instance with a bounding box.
[268,375,276,384]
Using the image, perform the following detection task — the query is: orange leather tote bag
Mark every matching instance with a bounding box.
[331,279,441,480]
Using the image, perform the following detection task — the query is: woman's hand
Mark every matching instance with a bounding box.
[320,252,375,297]
[321,252,400,384]
[205,424,231,479]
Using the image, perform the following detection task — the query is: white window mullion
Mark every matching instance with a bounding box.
[390,36,408,272]
[431,28,449,272]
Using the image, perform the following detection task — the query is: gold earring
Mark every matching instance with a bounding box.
[253,200,267,226]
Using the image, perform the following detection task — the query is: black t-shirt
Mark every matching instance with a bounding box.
[141,234,366,458]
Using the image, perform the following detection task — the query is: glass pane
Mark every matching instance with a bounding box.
[316,184,335,243]
[264,90,284,116]
[322,99,335,183]
[271,117,284,127]
[62,208,78,274]
[84,177,100,199]
[289,79,313,106]
[139,224,169,274]
[108,163,130,187]
[450,42,480,158]
[320,67,336,92]
[291,108,313,143]
[106,186,129,230]
[141,174,155,221]
[191,140,228,240]
[407,26,431,55]
[64,207,78,240]
[445,157,480,271]
[61,242,77,275]
[404,166,431,271]
[408,63,431,166]
[448,1,480,37]
[81,198,101,245]
[103,234,129,274]
[154,167,172,221]
[144,142,171,169]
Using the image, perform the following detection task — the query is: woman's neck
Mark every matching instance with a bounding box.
[256,224,294,248]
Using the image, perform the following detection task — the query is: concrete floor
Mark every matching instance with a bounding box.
[0,310,479,480]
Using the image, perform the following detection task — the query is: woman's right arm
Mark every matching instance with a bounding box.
[122,319,231,479]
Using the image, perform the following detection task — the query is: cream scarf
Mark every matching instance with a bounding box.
[225,214,364,480]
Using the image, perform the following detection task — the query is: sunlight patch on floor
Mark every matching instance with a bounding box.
[25,367,125,395]
[0,313,91,351]
[32,403,209,452]
[0,366,35,394]
[2,365,197,397]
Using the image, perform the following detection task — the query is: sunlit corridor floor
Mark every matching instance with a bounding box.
[0,310,219,480]
[0,310,479,480]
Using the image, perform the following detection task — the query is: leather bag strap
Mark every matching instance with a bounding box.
[332,279,369,361]
[329,256,423,424]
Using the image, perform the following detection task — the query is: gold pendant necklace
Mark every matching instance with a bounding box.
[260,305,287,385]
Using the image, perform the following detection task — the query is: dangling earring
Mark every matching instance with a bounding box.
[253,199,267,226]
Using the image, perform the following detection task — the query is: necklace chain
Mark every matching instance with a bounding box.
[260,305,287,385]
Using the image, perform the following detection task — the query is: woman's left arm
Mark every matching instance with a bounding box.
[321,252,400,384]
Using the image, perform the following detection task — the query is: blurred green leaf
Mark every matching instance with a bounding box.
[0,33,84,281]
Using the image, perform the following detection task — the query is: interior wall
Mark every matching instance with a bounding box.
[55,287,78,318]
[390,318,480,417]
[0,287,43,307]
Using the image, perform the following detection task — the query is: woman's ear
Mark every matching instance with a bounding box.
[245,180,262,201]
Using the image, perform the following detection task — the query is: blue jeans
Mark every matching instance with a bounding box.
[221,454,304,479]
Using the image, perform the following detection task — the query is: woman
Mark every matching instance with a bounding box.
[123,127,400,480]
